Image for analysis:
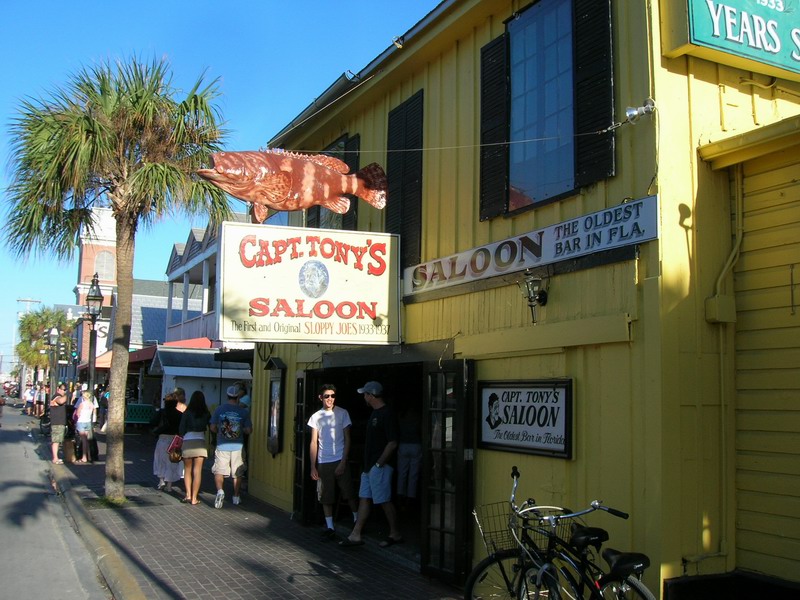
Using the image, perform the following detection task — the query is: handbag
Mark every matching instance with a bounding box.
[167,434,183,463]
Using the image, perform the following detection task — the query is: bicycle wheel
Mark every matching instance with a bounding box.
[465,549,525,599]
[517,563,562,599]
[597,576,657,600]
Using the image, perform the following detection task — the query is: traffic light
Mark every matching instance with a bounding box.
[71,350,79,365]
[58,341,67,362]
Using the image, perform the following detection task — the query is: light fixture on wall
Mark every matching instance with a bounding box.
[520,270,548,324]
[625,98,655,124]
[392,36,404,49]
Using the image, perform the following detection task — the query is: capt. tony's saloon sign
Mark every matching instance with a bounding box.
[479,380,573,458]
[218,223,400,344]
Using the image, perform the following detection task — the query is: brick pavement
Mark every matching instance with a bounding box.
[45,428,462,600]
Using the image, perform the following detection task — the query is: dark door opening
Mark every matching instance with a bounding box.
[294,359,473,585]
[297,364,424,534]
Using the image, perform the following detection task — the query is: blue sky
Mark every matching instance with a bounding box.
[0,1,434,375]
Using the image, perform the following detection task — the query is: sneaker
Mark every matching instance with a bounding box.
[214,490,225,509]
[232,496,241,506]
[321,528,336,541]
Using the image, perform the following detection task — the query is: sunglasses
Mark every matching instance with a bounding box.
[322,393,336,398]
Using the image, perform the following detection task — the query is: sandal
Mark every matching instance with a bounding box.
[52,459,63,465]
[379,536,405,548]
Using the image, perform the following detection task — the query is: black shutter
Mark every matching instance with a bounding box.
[306,206,320,229]
[342,134,360,231]
[479,33,509,222]
[573,0,615,187]
[387,90,424,270]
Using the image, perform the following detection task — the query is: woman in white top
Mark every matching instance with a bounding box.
[74,390,96,463]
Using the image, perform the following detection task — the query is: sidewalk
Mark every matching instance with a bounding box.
[44,426,461,600]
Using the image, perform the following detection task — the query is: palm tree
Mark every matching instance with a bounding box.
[4,57,230,501]
[16,307,76,377]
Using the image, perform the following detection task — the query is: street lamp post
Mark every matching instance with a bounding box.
[85,273,104,399]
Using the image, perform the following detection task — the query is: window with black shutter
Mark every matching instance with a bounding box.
[386,90,424,272]
[479,0,614,220]
[342,134,360,231]
[305,134,361,230]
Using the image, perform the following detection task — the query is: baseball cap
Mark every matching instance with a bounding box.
[226,385,239,398]
[357,381,383,396]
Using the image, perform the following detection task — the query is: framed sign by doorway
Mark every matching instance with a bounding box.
[478,379,573,458]
[267,366,285,457]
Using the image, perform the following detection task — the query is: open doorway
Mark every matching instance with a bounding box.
[298,363,424,559]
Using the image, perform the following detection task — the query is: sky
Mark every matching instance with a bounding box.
[0,0,436,376]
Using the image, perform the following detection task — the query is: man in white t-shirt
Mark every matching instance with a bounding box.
[307,383,358,540]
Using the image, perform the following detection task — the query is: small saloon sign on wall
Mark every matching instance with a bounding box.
[478,380,573,458]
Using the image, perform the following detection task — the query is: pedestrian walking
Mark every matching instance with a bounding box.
[179,390,210,505]
[210,385,252,508]
[34,383,46,418]
[49,383,68,464]
[152,392,184,491]
[308,383,359,540]
[339,381,403,549]
[74,390,96,463]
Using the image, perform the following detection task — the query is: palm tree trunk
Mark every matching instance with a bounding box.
[105,214,136,501]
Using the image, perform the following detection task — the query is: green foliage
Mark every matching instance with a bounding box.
[16,307,77,371]
[4,56,231,261]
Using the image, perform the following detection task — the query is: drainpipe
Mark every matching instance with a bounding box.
[687,164,744,570]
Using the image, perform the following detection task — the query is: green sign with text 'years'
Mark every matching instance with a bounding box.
[689,0,800,74]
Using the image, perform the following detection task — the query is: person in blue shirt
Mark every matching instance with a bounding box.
[210,386,252,508]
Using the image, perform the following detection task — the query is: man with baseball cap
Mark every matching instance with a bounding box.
[340,381,403,548]
[210,385,252,508]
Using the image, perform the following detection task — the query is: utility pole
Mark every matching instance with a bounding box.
[16,298,41,392]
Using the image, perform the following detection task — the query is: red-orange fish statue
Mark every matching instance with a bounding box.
[197,149,387,222]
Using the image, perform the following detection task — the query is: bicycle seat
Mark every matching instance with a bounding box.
[569,526,609,551]
[601,547,650,578]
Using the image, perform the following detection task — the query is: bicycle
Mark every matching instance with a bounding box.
[465,467,657,600]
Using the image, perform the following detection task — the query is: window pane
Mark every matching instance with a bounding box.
[94,250,115,281]
[509,0,573,207]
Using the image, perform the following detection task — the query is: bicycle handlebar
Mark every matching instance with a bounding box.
[593,501,629,520]
[510,467,630,522]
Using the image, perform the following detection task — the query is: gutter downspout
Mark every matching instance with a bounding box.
[687,164,744,570]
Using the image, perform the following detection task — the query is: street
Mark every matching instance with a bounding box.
[0,403,110,599]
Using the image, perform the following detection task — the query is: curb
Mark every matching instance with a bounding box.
[48,457,148,600]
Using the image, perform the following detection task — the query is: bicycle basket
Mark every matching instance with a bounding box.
[519,506,576,550]
[473,502,518,554]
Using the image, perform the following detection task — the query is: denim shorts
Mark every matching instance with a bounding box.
[359,464,394,504]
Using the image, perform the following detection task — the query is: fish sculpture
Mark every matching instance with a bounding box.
[197,149,387,222]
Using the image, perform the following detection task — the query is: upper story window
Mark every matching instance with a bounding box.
[480,0,615,219]
[305,135,360,231]
[386,90,423,272]
[94,250,115,281]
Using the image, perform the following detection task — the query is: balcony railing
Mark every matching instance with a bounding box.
[166,311,217,342]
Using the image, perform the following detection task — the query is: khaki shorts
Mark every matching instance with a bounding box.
[50,424,66,444]
[212,448,246,478]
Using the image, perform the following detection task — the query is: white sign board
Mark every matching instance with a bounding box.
[405,195,658,296]
[218,223,401,345]
[478,380,573,458]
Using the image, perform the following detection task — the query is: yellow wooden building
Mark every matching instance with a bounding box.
[225,1,800,597]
